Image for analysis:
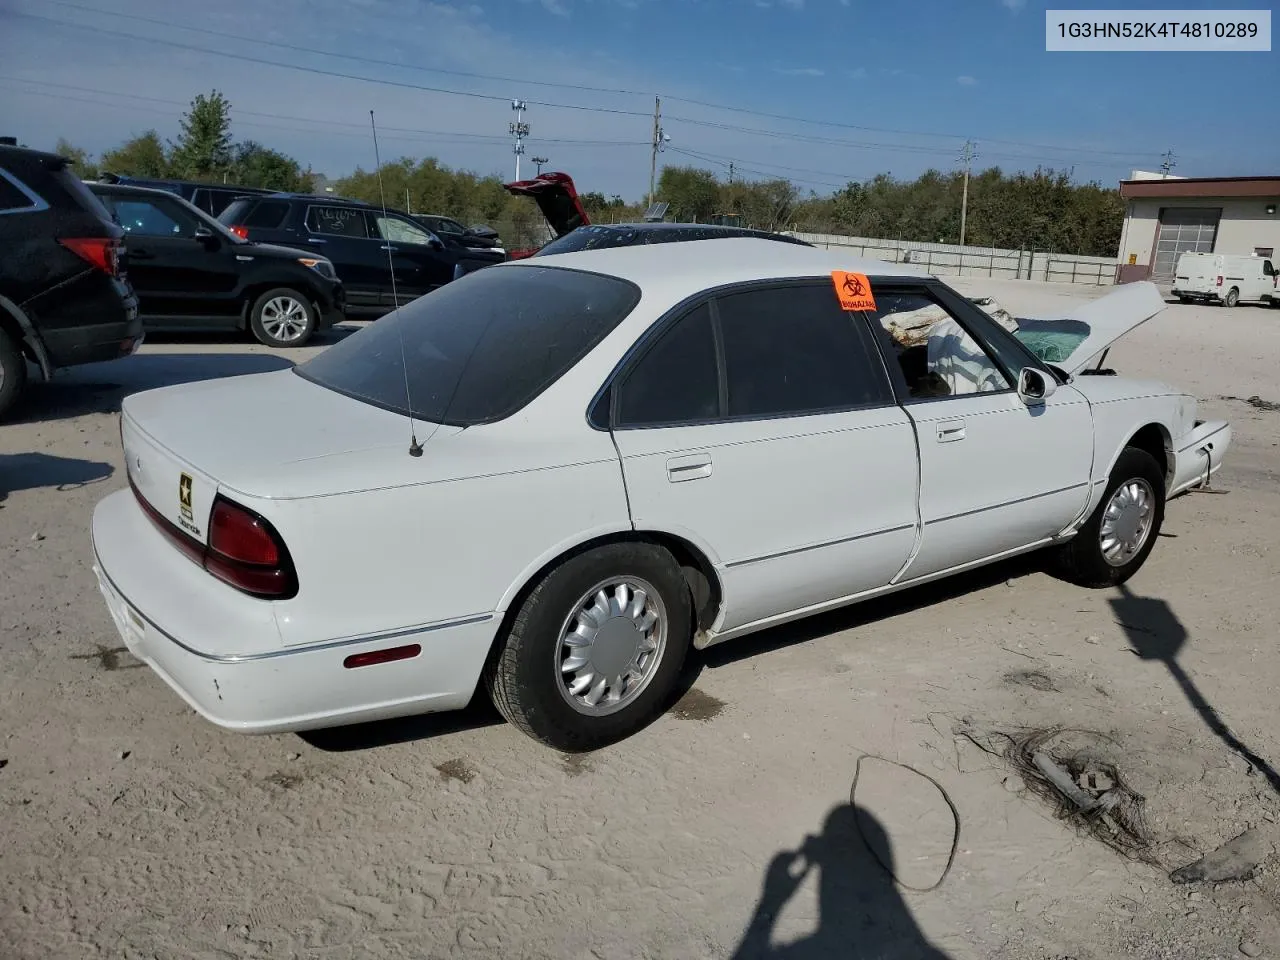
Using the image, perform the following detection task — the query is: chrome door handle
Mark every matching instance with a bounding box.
[666,453,712,482]
[306,237,327,244]
[936,420,966,443]
[380,245,396,251]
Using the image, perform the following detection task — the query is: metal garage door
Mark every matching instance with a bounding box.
[1153,207,1220,282]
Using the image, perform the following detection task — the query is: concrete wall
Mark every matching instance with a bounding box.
[785,232,1117,286]
[1116,196,1280,282]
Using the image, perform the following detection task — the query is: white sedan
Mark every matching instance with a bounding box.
[91,239,1231,750]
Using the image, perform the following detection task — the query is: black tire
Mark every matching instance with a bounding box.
[0,329,27,420]
[485,541,692,751]
[249,288,317,348]
[1224,287,1240,308]
[1051,447,1165,588]
[1177,296,1191,305]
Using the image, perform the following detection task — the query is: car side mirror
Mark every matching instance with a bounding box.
[193,225,218,248]
[428,236,444,251]
[1017,367,1056,405]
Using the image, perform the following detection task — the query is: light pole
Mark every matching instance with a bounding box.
[532,156,549,175]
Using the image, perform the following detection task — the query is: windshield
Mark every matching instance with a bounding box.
[1011,318,1091,364]
[294,265,641,426]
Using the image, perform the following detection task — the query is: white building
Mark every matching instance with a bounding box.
[1114,175,1279,284]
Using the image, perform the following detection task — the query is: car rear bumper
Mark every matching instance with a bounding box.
[35,282,143,368]
[1169,419,1231,497]
[91,488,496,733]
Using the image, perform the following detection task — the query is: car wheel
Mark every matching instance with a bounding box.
[485,541,692,751]
[0,328,28,420]
[1177,296,1191,304]
[1051,447,1165,588]
[249,288,317,347]
[1224,287,1240,308]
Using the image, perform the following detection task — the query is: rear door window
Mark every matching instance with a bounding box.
[715,284,894,418]
[306,205,369,238]
[616,304,719,427]
[0,168,41,212]
[240,200,290,229]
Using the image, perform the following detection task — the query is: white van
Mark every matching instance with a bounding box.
[1172,253,1278,307]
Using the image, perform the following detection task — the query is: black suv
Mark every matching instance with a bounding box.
[96,173,274,218]
[218,194,505,319]
[413,214,505,254]
[90,183,345,348]
[0,145,141,418]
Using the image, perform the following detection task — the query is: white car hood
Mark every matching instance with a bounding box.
[1013,281,1166,375]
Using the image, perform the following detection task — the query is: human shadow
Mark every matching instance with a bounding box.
[732,806,949,959]
[0,451,114,500]
[1110,583,1280,793]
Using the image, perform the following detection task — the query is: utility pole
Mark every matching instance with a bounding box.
[958,138,977,247]
[531,155,548,175]
[1160,149,1177,178]
[405,187,411,214]
[728,161,735,184]
[648,96,663,208]
[509,100,529,181]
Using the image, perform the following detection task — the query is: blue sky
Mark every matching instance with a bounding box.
[0,0,1274,197]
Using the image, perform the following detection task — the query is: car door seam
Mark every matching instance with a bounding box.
[725,522,916,569]
[889,406,926,584]
[926,482,1090,525]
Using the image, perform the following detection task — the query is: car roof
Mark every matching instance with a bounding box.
[89,182,197,200]
[510,236,932,299]
[0,144,67,166]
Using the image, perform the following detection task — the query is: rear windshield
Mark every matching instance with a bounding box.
[217,198,254,225]
[537,226,637,256]
[294,265,640,425]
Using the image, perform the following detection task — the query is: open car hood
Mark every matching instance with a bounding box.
[1009,281,1166,376]
[503,171,590,238]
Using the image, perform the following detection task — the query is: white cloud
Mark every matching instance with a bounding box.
[780,0,805,9]
[845,67,867,79]
[957,75,978,86]
[774,66,825,77]
[1001,0,1026,10]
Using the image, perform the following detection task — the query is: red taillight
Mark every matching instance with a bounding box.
[1216,275,1223,287]
[210,500,280,565]
[130,482,297,599]
[228,225,249,240]
[60,237,120,276]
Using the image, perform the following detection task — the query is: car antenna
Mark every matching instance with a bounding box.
[370,109,423,457]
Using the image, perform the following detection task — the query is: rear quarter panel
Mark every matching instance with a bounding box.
[235,420,632,650]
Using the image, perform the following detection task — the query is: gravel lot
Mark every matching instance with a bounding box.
[3,280,1279,960]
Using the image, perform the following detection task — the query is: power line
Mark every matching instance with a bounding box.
[8,11,654,118]
[0,79,647,147]
[19,1,1176,164]
[39,0,657,100]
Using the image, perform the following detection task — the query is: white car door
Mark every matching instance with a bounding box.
[866,283,1094,582]
[608,282,920,633]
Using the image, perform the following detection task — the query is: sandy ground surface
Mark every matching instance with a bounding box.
[2,280,1279,960]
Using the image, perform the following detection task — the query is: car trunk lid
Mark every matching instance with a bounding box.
[121,369,415,524]
[502,171,590,239]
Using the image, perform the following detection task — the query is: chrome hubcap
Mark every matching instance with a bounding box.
[1099,478,1155,566]
[556,578,667,716]
[261,297,309,341]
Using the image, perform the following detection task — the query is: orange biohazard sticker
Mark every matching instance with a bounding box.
[831,271,876,312]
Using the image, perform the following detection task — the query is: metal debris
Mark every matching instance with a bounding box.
[1006,728,1155,862]
[1170,829,1274,884]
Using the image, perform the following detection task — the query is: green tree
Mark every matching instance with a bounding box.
[169,90,233,181]
[54,138,98,180]
[231,141,313,192]
[656,166,720,222]
[99,130,170,178]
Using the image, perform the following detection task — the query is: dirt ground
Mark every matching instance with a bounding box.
[2,279,1279,960]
